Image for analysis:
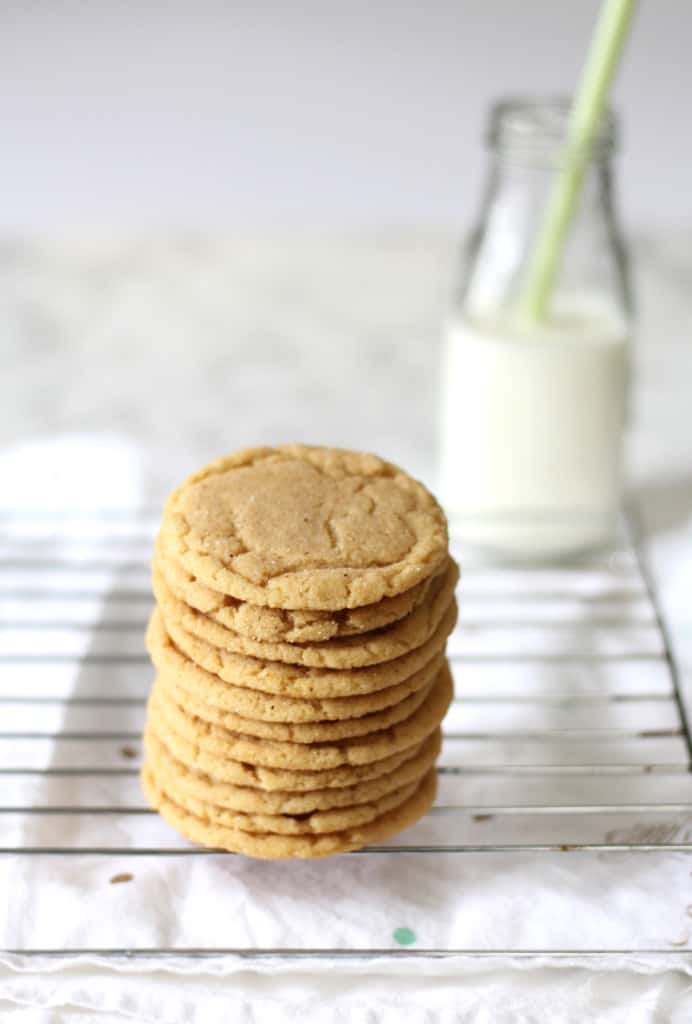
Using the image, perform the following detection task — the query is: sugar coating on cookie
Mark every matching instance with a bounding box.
[155,532,443,643]
[141,763,437,858]
[147,716,437,791]
[161,445,448,609]
[146,759,422,836]
[149,662,452,771]
[153,559,459,670]
[158,673,437,744]
[144,727,441,815]
[146,609,448,715]
[151,601,457,700]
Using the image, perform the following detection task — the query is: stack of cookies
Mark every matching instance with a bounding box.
[142,445,457,859]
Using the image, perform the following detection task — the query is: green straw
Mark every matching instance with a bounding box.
[516,0,638,325]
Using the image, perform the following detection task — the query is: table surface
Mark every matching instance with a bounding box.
[3,229,691,478]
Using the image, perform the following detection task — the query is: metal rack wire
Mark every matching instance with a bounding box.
[2,507,692,960]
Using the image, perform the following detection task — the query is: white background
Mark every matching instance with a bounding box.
[1,0,689,234]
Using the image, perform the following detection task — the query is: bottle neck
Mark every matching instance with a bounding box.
[461,142,629,324]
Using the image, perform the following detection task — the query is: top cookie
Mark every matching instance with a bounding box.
[161,446,448,610]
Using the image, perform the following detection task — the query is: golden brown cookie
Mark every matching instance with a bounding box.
[160,445,448,610]
[158,671,437,742]
[155,532,444,643]
[148,663,452,771]
[147,601,457,700]
[147,715,435,791]
[148,613,446,721]
[153,559,459,669]
[144,726,441,814]
[141,763,437,858]
[146,755,421,835]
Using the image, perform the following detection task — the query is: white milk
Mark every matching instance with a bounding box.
[439,297,629,558]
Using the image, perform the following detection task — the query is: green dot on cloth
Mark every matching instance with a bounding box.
[393,926,416,946]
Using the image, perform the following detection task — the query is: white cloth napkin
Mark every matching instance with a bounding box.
[2,437,692,1023]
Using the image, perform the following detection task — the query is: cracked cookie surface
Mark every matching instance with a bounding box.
[156,671,437,743]
[145,758,421,835]
[153,559,458,668]
[147,610,447,717]
[155,533,443,643]
[146,715,436,791]
[141,763,437,858]
[148,663,452,771]
[148,601,456,701]
[160,445,448,610]
[143,727,441,814]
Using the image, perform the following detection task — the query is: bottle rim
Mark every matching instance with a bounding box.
[488,97,618,163]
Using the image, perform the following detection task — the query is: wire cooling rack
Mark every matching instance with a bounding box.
[1,506,692,961]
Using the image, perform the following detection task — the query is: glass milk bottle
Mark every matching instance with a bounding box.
[439,99,631,559]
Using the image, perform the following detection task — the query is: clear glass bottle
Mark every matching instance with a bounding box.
[439,98,632,560]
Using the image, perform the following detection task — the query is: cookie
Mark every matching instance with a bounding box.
[158,671,437,742]
[141,763,437,858]
[146,755,421,835]
[148,601,457,700]
[148,612,446,721]
[156,532,443,643]
[148,663,452,770]
[147,716,435,791]
[153,559,459,669]
[160,445,448,610]
[144,726,441,814]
